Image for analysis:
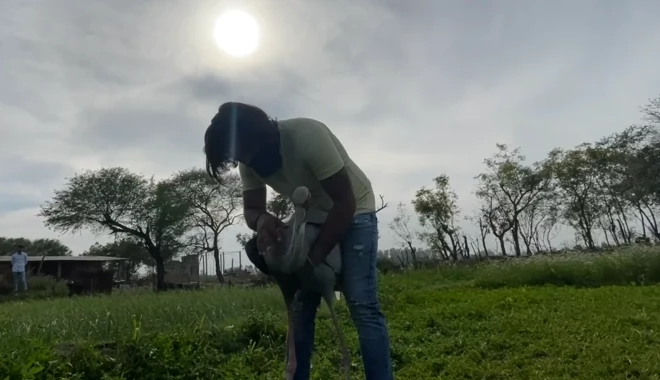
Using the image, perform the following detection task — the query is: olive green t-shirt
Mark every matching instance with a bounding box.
[239,117,375,215]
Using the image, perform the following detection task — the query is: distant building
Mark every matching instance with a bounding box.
[164,254,200,284]
[0,255,127,278]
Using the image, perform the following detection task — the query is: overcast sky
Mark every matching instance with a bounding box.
[1,0,660,258]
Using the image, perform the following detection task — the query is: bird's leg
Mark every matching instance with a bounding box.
[323,293,351,380]
[286,306,297,380]
[285,294,298,380]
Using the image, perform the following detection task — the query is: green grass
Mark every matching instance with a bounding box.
[3,250,660,379]
[0,275,69,303]
[473,247,660,288]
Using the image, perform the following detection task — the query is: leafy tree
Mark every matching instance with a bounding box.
[547,145,602,249]
[412,175,465,261]
[616,129,660,240]
[82,239,151,277]
[0,237,72,256]
[173,169,242,283]
[267,192,294,220]
[235,232,254,249]
[476,144,552,256]
[39,167,192,290]
[586,127,658,245]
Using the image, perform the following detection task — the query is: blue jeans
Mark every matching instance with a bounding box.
[13,271,27,292]
[292,212,393,380]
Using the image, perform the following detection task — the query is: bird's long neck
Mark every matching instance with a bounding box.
[292,205,306,228]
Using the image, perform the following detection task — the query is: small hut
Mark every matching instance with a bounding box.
[0,255,128,295]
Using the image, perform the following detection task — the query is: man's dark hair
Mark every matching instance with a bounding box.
[17,245,24,250]
[204,102,274,183]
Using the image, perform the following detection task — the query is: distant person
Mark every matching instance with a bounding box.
[204,102,393,380]
[11,245,29,295]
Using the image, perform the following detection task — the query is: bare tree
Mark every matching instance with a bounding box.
[469,214,490,257]
[174,170,242,283]
[388,202,419,268]
[376,194,388,213]
[641,94,660,126]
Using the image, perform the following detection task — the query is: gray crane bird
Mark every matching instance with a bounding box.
[244,186,351,380]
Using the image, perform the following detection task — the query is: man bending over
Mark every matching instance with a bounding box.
[203,102,393,380]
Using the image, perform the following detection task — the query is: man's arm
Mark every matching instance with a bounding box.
[239,163,269,231]
[243,188,268,231]
[302,127,356,265]
[309,168,356,264]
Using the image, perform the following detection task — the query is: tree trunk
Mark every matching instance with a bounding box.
[153,254,166,291]
[213,248,225,284]
[436,230,452,260]
[446,231,459,261]
[496,234,507,256]
[511,220,522,256]
[601,225,611,248]
[407,242,418,268]
[640,208,647,238]
[576,207,596,249]
[545,229,554,252]
[604,207,620,246]
[637,202,660,241]
[462,235,470,258]
[520,231,533,256]
[616,219,630,244]
[618,212,633,244]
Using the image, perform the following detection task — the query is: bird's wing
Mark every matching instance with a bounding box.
[246,234,303,294]
[244,235,271,275]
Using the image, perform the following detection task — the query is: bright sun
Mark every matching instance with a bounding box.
[213,10,259,58]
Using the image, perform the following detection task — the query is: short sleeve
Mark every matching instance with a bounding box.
[300,125,345,180]
[238,163,266,191]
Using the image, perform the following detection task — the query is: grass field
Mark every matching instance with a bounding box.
[2,249,660,379]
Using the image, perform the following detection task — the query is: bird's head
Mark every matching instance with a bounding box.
[291,186,311,225]
[291,186,311,207]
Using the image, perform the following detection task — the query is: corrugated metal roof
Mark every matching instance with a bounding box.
[0,255,128,262]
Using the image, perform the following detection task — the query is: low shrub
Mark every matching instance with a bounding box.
[474,247,660,288]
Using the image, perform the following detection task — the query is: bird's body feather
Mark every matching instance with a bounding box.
[244,186,351,380]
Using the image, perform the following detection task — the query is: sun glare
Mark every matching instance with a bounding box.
[213,10,259,58]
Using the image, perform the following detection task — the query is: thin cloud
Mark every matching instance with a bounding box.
[1,0,660,252]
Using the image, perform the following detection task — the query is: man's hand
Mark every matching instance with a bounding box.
[256,213,288,255]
